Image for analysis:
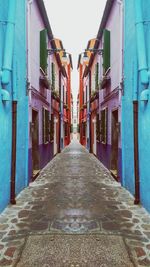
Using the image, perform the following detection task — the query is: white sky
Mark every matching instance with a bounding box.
[44,0,107,108]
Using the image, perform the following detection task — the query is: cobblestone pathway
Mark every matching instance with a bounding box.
[0,140,150,266]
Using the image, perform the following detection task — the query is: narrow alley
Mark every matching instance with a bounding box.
[0,139,150,266]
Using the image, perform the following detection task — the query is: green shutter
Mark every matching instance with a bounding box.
[51,62,55,89]
[100,108,108,144]
[95,63,99,89]
[103,29,110,74]
[40,29,48,73]
[43,108,50,143]
[50,114,54,141]
[96,114,100,141]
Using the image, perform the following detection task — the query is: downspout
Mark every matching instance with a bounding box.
[10,0,17,205]
[11,100,17,204]
[0,0,17,101]
[133,60,140,204]
[135,0,150,101]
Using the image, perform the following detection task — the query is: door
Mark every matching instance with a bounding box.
[93,117,96,155]
[32,110,39,178]
[54,116,57,155]
[111,110,119,178]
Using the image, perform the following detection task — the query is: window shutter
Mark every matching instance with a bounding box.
[103,29,110,74]
[95,63,99,90]
[50,114,54,141]
[100,108,108,144]
[51,62,55,89]
[65,122,68,137]
[96,114,100,141]
[66,91,68,105]
[40,29,48,73]
[42,108,50,144]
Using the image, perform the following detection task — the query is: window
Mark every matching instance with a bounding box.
[86,85,88,103]
[96,114,100,141]
[100,108,108,144]
[103,29,110,74]
[89,71,92,97]
[40,29,48,73]
[77,124,80,133]
[42,108,50,144]
[59,71,61,96]
[70,124,73,133]
[50,114,54,141]
[66,91,68,105]
[51,62,55,90]
[83,122,86,137]
[95,63,99,90]
[64,122,68,137]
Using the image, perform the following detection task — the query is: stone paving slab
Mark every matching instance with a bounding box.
[16,234,134,267]
[0,140,150,266]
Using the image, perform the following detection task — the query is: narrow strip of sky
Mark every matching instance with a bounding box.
[44,0,107,108]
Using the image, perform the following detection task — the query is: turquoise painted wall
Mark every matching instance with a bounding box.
[123,0,150,211]
[0,0,11,212]
[0,0,28,212]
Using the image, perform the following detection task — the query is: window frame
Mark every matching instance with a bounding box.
[100,107,108,144]
[42,107,50,144]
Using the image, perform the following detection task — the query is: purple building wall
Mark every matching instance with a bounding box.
[96,0,123,181]
[27,0,53,181]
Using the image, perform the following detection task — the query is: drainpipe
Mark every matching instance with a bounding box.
[135,0,150,101]
[0,0,17,101]
[133,60,140,204]
[10,100,17,204]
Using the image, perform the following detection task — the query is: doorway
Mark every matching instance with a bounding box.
[111,110,119,179]
[32,110,39,179]
[93,116,96,155]
[54,116,58,155]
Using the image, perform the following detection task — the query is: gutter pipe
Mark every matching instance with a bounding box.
[10,100,17,204]
[133,60,140,204]
[0,0,17,101]
[135,0,150,101]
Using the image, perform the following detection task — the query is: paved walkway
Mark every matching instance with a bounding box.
[0,140,150,266]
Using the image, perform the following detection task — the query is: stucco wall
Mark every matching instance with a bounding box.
[96,0,122,178]
[0,0,28,211]
[105,1,121,91]
[28,0,51,146]
[123,0,150,211]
